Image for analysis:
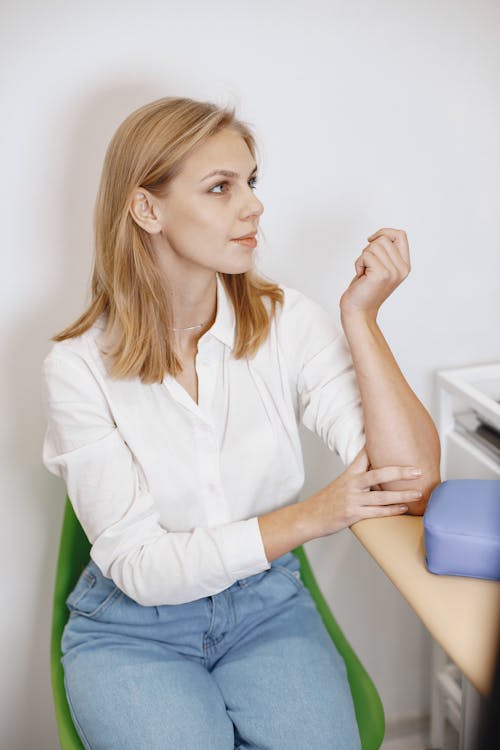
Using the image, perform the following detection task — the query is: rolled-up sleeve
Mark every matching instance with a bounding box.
[281,289,366,467]
[41,351,270,606]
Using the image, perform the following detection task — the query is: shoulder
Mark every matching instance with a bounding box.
[275,282,343,360]
[41,315,108,391]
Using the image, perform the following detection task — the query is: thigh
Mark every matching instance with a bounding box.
[211,566,361,750]
[62,632,235,750]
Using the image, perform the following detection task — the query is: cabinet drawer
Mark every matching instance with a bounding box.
[445,431,500,479]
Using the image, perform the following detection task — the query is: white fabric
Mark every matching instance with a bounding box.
[41,273,366,605]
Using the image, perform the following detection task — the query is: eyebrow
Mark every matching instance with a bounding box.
[200,164,258,182]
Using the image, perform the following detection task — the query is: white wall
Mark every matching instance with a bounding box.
[2,0,499,747]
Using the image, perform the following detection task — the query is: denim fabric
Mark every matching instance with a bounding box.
[61,551,361,750]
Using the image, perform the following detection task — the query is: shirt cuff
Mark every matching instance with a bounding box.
[215,516,271,580]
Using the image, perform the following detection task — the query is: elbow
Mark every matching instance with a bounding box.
[405,468,442,516]
[374,430,442,516]
[376,463,442,517]
[109,575,178,607]
[107,553,198,607]
[130,592,163,607]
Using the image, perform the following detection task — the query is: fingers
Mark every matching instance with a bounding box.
[357,503,411,519]
[356,465,423,490]
[367,228,410,266]
[350,497,413,523]
[350,445,370,469]
[361,246,392,278]
[365,237,409,278]
[362,489,423,507]
[355,446,369,458]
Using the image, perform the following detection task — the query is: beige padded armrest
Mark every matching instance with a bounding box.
[350,515,500,696]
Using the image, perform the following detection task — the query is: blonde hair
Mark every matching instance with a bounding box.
[52,96,284,383]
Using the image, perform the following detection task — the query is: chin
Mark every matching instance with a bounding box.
[217,257,256,275]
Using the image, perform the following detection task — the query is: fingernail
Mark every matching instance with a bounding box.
[410,468,423,475]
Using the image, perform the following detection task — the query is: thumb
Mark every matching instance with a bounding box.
[348,445,370,473]
[354,255,366,278]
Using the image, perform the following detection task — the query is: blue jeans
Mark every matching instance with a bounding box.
[61,551,361,750]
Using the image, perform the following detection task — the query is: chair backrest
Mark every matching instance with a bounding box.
[50,498,90,749]
[52,498,385,750]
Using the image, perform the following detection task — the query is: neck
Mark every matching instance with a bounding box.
[164,270,217,328]
[171,313,217,352]
[151,251,219,348]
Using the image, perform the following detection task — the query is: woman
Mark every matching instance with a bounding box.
[42,96,440,749]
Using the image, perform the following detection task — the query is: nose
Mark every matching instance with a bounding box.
[242,188,264,220]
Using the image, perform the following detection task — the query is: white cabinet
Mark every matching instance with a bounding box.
[429,362,500,750]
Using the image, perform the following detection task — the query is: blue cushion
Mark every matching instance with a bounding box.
[424,479,500,581]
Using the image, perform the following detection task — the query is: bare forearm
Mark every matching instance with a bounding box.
[340,309,441,509]
[258,497,321,563]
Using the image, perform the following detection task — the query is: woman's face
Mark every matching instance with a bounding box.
[134,127,264,275]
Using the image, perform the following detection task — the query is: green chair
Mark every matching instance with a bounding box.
[51,496,385,749]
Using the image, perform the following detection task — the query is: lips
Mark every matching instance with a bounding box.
[232,231,257,240]
[232,236,257,248]
[230,230,258,248]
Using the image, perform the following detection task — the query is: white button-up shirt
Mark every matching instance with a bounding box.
[41,272,366,605]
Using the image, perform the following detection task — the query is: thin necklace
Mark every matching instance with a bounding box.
[167,319,210,331]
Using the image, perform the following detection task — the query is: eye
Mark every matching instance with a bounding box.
[209,176,259,194]
[209,181,229,194]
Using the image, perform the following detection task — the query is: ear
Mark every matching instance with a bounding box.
[129,190,162,234]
